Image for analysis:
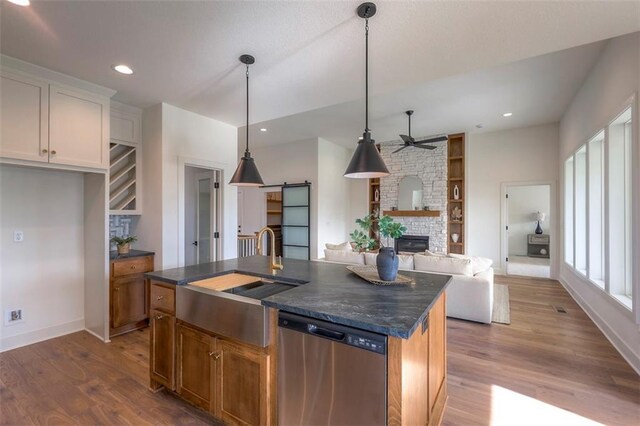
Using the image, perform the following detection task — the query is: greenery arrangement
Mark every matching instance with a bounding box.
[349,214,407,251]
[110,235,138,247]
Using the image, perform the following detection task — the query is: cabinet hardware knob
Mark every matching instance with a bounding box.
[156,295,164,300]
[42,149,48,154]
[114,287,119,291]
[209,352,221,360]
[130,265,136,269]
[155,314,164,320]
[50,150,57,155]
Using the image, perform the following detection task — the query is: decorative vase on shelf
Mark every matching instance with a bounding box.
[374,188,379,202]
[376,247,399,281]
[534,211,546,234]
[453,185,460,200]
[451,233,459,243]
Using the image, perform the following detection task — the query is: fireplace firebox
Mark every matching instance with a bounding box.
[395,235,429,253]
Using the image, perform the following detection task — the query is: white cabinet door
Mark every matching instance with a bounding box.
[0,71,49,162]
[49,85,109,169]
[110,109,140,144]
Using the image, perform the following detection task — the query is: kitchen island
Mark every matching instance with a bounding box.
[146,256,451,426]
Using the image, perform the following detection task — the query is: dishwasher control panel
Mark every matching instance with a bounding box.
[279,312,387,355]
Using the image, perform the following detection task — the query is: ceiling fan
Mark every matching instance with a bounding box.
[393,110,448,153]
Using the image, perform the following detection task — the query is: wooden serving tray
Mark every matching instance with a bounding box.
[346,265,415,286]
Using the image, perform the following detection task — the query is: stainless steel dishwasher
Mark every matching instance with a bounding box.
[278,312,387,426]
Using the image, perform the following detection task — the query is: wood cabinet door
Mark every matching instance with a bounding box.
[215,340,270,425]
[428,294,446,411]
[0,71,48,162]
[111,275,147,329]
[176,325,216,411]
[150,309,175,390]
[49,84,109,169]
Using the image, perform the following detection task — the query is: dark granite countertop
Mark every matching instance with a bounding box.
[110,249,155,261]
[145,256,451,339]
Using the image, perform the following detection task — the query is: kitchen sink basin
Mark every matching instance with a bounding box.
[176,273,302,347]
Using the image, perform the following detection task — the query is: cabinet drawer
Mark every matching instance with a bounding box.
[112,256,154,277]
[151,283,176,314]
[528,234,550,244]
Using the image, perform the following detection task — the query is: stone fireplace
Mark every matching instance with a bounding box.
[380,140,448,253]
[395,235,429,253]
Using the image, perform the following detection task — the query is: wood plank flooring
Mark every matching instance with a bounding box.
[0,275,638,425]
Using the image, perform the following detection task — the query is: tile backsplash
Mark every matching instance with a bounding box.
[109,215,139,250]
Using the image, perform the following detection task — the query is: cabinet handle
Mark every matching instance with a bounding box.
[156,295,164,300]
[114,287,120,291]
[42,149,48,154]
[209,351,221,360]
[155,314,165,320]
[130,265,136,270]
[50,150,57,155]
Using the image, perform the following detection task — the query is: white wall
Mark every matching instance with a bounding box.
[1,166,85,350]
[558,32,640,373]
[507,185,551,256]
[467,123,559,274]
[317,138,351,257]
[139,103,238,269]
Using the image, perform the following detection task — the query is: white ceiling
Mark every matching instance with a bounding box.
[2,0,639,131]
[246,38,607,149]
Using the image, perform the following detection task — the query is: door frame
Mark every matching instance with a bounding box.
[195,170,217,264]
[178,157,225,267]
[500,180,557,278]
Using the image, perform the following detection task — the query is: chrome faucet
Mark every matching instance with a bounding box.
[256,226,284,271]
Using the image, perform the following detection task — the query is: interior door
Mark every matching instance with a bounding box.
[196,173,214,264]
[282,183,311,260]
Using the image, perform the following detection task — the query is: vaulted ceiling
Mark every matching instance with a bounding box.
[2,0,638,145]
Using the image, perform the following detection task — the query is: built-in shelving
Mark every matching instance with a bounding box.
[109,142,139,213]
[447,133,466,254]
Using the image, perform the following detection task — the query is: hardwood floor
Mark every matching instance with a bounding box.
[443,275,639,426]
[0,275,637,425]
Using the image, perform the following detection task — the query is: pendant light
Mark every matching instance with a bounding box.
[230,54,265,186]
[344,2,389,179]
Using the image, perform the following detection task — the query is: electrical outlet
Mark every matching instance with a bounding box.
[13,230,24,242]
[5,309,24,325]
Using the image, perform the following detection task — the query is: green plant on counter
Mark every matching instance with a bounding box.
[350,214,376,252]
[377,215,406,248]
[110,235,138,246]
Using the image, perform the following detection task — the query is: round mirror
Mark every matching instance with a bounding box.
[397,176,423,210]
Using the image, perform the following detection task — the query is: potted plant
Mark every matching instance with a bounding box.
[349,214,377,252]
[376,215,407,281]
[110,235,137,254]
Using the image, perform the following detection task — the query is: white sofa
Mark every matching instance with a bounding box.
[322,248,494,324]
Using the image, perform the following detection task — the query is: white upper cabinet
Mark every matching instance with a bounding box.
[110,105,141,145]
[49,85,109,169]
[0,58,114,171]
[0,72,49,163]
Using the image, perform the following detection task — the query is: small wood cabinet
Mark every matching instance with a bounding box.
[176,324,216,410]
[150,308,176,391]
[109,255,154,337]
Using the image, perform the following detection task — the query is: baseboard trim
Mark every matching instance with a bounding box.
[558,277,640,375]
[0,318,85,352]
[83,327,109,343]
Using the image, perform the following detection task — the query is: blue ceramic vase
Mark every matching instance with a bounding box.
[377,247,399,281]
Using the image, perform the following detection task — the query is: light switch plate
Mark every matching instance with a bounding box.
[13,230,24,242]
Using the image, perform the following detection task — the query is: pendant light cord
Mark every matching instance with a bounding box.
[245,64,250,154]
[365,18,369,133]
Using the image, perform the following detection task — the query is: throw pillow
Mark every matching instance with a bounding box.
[414,253,473,276]
[325,242,352,252]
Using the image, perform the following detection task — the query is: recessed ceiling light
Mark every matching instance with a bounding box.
[7,0,30,6]
[112,64,134,75]
[503,112,513,117]
[260,128,267,132]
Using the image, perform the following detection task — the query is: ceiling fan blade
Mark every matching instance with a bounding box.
[416,135,448,144]
[392,146,407,154]
[399,134,414,144]
[415,144,437,150]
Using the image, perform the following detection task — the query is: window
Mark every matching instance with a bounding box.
[563,104,634,309]
[608,107,633,301]
[588,131,605,286]
[564,157,574,266]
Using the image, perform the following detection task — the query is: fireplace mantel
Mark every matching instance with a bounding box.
[383,210,440,217]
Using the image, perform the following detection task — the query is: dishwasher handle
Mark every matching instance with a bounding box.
[307,324,345,341]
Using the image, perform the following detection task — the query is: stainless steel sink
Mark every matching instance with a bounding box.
[176,274,300,348]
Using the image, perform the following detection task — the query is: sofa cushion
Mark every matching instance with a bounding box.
[414,253,473,276]
[424,250,446,257]
[324,249,365,264]
[448,253,493,275]
[365,252,414,270]
[325,242,352,251]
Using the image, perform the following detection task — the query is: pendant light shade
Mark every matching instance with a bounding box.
[230,54,265,187]
[344,2,389,179]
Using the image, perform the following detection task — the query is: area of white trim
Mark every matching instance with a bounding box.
[0,318,85,353]
[84,327,110,343]
[558,276,640,375]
